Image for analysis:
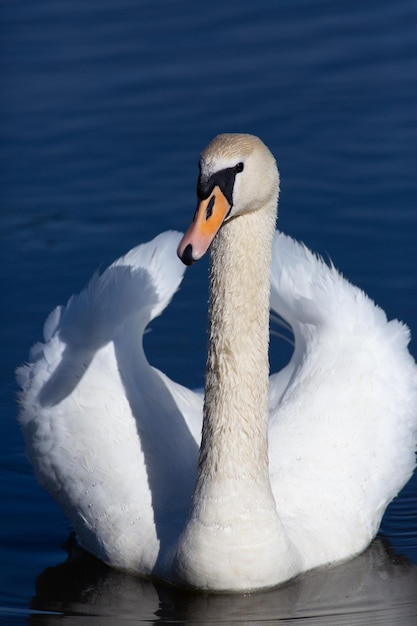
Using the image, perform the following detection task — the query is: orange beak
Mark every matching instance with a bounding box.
[177,186,231,265]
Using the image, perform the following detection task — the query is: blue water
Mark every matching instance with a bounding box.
[2,0,417,623]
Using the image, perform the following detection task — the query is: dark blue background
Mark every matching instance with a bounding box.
[2,1,417,623]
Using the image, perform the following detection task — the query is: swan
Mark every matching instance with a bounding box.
[17,133,417,592]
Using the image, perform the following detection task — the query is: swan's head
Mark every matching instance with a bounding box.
[177,133,279,265]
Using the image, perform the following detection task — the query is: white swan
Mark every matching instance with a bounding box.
[17,133,417,592]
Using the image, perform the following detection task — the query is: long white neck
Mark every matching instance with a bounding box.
[198,205,275,489]
[174,198,300,591]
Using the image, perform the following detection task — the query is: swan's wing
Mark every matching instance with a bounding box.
[268,231,417,566]
[17,231,202,575]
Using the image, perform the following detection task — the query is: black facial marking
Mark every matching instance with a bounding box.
[197,162,244,205]
[180,243,195,266]
[206,195,215,220]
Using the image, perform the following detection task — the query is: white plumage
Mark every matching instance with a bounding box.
[17,134,417,592]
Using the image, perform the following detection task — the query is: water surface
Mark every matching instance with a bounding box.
[2,1,417,623]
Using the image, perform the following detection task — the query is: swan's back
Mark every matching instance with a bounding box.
[268,231,417,569]
[16,226,417,586]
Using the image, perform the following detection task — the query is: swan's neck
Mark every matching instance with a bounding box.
[198,206,275,487]
[174,200,299,591]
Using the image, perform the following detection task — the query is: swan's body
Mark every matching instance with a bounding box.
[17,134,417,592]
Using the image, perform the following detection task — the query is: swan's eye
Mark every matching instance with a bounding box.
[235,162,244,173]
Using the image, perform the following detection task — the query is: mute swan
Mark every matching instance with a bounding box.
[17,134,417,592]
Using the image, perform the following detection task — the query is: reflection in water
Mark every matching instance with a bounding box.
[30,535,417,625]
